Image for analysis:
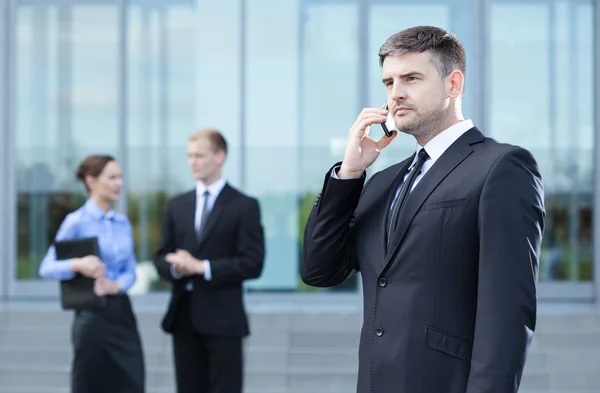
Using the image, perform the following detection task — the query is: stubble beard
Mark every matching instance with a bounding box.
[396,104,449,145]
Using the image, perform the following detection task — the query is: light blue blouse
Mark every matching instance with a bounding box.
[38,199,137,293]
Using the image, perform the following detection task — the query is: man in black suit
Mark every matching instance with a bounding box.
[301,26,545,393]
[154,128,265,393]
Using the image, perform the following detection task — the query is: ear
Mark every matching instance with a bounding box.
[447,70,464,99]
[216,150,227,166]
[84,175,96,192]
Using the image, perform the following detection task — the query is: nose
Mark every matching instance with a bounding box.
[390,81,407,102]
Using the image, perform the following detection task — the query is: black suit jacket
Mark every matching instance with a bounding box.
[301,128,545,393]
[155,184,265,337]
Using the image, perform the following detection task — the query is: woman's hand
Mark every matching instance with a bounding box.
[71,255,105,279]
[94,277,121,296]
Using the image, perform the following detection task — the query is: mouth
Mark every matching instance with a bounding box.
[395,107,412,114]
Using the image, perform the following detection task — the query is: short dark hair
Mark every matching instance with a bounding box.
[378,26,466,78]
[76,155,115,192]
[190,128,228,154]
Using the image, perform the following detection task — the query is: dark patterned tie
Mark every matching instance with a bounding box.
[387,148,429,244]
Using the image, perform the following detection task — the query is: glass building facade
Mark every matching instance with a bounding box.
[1,0,599,303]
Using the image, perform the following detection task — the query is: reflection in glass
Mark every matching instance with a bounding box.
[12,0,595,291]
[299,0,360,291]
[126,1,245,291]
[243,0,301,291]
[490,0,594,281]
[15,5,119,279]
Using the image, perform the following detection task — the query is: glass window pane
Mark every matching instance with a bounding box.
[489,0,594,282]
[0,0,7,295]
[126,1,243,292]
[300,0,359,192]
[15,5,119,279]
[299,0,360,291]
[244,0,301,290]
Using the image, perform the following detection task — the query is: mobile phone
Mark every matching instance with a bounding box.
[381,102,393,138]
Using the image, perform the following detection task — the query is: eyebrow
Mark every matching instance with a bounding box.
[382,71,425,84]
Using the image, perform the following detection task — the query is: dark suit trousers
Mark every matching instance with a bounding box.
[172,293,243,393]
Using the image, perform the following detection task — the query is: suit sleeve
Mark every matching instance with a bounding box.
[300,163,370,287]
[466,147,545,393]
[208,198,265,284]
[154,200,178,282]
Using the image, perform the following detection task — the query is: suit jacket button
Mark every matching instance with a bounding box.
[375,327,384,337]
[378,278,387,287]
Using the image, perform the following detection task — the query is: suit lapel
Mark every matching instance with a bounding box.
[378,155,415,257]
[196,184,233,249]
[181,192,197,238]
[382,128,485,270]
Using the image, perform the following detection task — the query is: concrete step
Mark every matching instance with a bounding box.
[3,345,598,371]
[0,388,599,393]
[0,365,359,390]
[522,348,600,373]
[0,346,359,370]
[5,325,600,352]
[0,310,364,331]
[1,365,600,391]
[0,389,351,393]
[0,326,361,349]
[3,348,598,376]
[3,309,595,332]
[535,313,600,330]
[520,391,599,393]
[1,307,599,391]
[520,372,600,391]
[529,332,600,350]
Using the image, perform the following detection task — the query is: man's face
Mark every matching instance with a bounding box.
[382,51,451,139]
[187,137,225,184]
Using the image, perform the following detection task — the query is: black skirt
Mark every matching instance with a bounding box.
[70,294,145,393]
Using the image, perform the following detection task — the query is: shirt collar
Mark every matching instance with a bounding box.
[196,177,227,197]
[411,119,474,167]
[83,198,117,221]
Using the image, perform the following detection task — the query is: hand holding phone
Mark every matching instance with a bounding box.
[381,102,394,138]
[338,105,397,179]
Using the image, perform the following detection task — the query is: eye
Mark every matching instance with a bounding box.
[407,76,418,82]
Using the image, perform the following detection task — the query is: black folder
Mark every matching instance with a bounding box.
[54,237,107,310]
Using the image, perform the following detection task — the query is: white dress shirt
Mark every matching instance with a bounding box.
[171,177,227,288]
[389,119,474,205]
[333,120,474,206]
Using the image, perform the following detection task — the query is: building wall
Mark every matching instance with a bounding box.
[0,0,598,300]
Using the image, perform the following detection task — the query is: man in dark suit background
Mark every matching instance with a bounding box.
[154,128,265,393]
[301,26,545,393]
